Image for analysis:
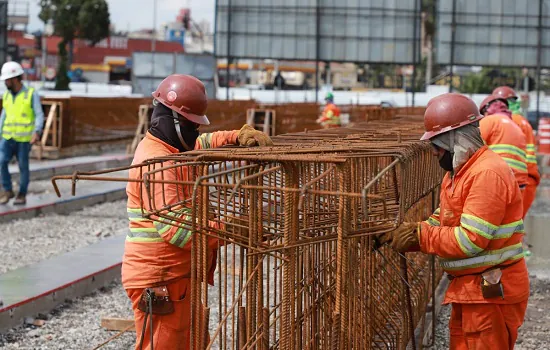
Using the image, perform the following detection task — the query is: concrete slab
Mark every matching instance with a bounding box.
[0,235,124,332]
[0,175,127,223]
[7,153,131,182]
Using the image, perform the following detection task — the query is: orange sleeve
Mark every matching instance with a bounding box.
[195,130,239,150]
[419,170,509,259]
[150,162,222,248]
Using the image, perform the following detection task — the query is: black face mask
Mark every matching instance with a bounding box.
[439,150,454,172]
[149,103,199,152]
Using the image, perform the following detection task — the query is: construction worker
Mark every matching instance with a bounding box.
[316,92,341,128]
[381,93,529,349]
[493,86,540,216]
[479,94,529,196]
[123,74,272,350]
[0,61,44,205]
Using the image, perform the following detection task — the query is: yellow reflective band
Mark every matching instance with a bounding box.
[426,217,440,226]
[502,158,528,172]
[526,144,536,152]
[196,133,214,149]
[454,226,483,257]
[433,208,440,216]
[493,220,525,239]
[527,154,537,164]
[126,236,165,243]
[488,144,526,159]
[460,213,497,239]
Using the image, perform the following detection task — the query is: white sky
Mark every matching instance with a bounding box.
[27,0,215,32]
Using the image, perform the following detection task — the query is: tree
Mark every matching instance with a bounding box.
[39,0,110,90]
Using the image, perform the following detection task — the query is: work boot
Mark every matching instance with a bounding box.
[13,193,26,205]
[0,191,14,204]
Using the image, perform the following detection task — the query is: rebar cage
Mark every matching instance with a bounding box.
[52,116,444,350]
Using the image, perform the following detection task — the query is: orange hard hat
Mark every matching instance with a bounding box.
[479,94,508,115]
[492,86,518,100]
[152,74,210,125]
[421,93,483,141]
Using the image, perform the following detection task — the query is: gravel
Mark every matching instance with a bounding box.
[426,276,550,350]
[0,199,127,274]
[0,281,135,350]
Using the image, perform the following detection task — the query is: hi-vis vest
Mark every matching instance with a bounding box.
[2,88,36,142]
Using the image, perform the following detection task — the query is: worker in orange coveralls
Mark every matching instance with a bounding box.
[123,74,273,350]
[381,93,529,350]
[493,86,540,216]
[316,92,341,128]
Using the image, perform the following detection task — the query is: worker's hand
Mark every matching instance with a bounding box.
[30,132,40,145]
[237,125,274,147]
[378,222,420,252]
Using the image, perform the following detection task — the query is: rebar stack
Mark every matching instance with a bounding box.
[131,117,444,349]
[52,115,444,349]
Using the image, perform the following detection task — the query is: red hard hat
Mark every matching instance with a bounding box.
[492,86,518,100]
[421,93,483,141]
[152,74,210,125]
[479,94,508,115]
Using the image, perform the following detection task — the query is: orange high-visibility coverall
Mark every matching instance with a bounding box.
[511,113,540,216]
[479,113,528,191]
[420,146,529,350]
[318,103,341,128]
[123,131,238,350]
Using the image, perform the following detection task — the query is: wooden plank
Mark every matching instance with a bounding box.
[100,317,135,332]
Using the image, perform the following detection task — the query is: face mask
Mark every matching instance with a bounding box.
[177,122,199,151]
[508,99,521,114]
[439,150,454,172]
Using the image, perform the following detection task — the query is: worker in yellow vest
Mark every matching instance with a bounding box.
[0,62,44,205]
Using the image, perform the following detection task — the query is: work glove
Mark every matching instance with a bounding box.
[378,222,420,252]
[237,124,274,147]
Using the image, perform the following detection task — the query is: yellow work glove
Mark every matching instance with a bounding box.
[237,124,274,147]
[378,222,420,252]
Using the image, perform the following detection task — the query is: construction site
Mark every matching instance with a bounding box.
[0,0,548,350]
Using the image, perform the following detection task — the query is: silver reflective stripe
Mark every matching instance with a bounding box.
[440,246,524,269]
[460,215,496,237]
[171,226,193,247]
[4,131,34,137]
[455,227,482,256]
[494,223,524,238]
[4,122,33,127]
[127,230,162,239]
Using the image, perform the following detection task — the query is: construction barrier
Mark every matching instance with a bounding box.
[538,117,550,155]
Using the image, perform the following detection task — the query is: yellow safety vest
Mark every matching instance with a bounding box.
[2,87,36,142]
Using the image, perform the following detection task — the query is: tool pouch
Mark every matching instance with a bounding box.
[138,286,175,315]
[480,278,505,299]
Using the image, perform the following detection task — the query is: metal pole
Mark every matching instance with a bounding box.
[536,0,542,122]
[315,0,320,103]
[151,0,157,93]
[411,0,420,106]
[226,0,232,100]
[448,0,456,93]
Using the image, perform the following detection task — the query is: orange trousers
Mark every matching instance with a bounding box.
[449,301,528,350]
[127,278,191,350]
[523,177,538,217]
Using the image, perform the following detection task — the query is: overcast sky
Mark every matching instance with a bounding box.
[27,0,215,32]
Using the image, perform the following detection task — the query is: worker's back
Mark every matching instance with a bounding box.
[479,113,528,187]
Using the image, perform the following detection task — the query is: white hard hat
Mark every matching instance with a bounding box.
[0,61,24,80]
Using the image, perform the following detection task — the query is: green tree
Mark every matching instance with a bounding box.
[39,0,110,90]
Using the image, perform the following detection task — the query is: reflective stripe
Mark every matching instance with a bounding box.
[433,208,440,215]
[440,244,524,270]
[170,226,193,248]
[526,144,536,152]
[488,144,526,159]
[130,227,158,233]
[4,122,33,127]
[526,154,537,164]
[126,229,163,243]
[461,214,524,240]
[460,214,497,239]
[196,133,214,149]
[494,220,524,239]
[502,157,528,172]
[426,217,440,226]
[454,226,483,257]
[3,131,34,137]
